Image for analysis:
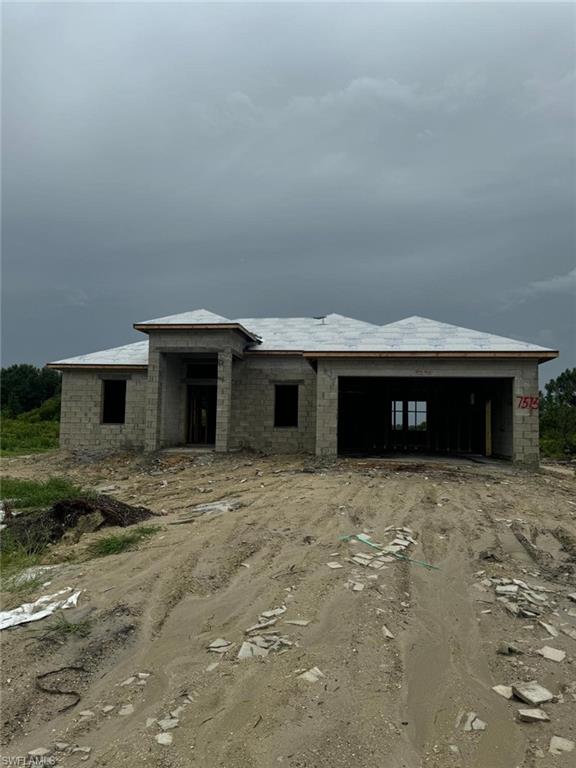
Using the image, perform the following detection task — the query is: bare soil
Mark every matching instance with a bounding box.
[1,450,575,767]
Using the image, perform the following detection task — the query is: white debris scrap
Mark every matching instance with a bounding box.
[536,646,566,663]
[549,736,575,755]
[492,685,513,699]
[512,681,554,706]
[207,638,233,653]
[0,588,81,630]
[518,708,550,722]
[382,625,394,639]
[298,667,325,683]
[326,562,344,569]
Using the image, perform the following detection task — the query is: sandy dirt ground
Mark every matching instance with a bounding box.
[1,450,576,768]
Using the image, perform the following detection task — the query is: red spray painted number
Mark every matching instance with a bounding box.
[516,396,539,410]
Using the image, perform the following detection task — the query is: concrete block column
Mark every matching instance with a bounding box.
[144,349,163,451]
[315,361,338,456]
[215,349,233,452]
[512,364,540,467]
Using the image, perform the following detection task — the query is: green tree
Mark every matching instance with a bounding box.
[1,364,61,417]
[540,368,576,457]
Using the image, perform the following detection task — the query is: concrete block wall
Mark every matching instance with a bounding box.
[59,370,147,450]
[314,357,541,466]
[230,356,316,453]
[512,363,540,466]
[215,350,233,452]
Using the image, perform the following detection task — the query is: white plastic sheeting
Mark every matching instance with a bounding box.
[0,588,81,630]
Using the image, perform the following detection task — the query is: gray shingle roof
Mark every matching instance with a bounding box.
[49,311,556,366]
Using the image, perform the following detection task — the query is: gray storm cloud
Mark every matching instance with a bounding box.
[2,2,574,381]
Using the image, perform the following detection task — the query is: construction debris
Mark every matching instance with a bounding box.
[0,588,81,630]
[326,562,343,569]
[171,498,242,524]
[463,712,487,732]
[518,708,550,722]
[298,667,325,683]
[382,625,394,639]
[549,736,575,755]
[536,646,566,663]
[285,619,310,626]
[512,681,554,706]
[118,704,135,716]
[207,638,233,653]
[492,685,513,699]
[156,733,173,746]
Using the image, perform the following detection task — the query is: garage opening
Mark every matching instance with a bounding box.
[338,377,512,458]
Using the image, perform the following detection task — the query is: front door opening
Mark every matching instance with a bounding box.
[338,377,512,457]
[187,384,216,444]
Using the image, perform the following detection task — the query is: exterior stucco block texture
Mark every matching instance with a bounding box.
[59,370,147,450]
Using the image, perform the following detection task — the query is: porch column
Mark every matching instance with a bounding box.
[215,349,233,452]
[144,349,163,451]
[315,361,338,456]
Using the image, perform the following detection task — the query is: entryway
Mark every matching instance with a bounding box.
[186,384,217,445]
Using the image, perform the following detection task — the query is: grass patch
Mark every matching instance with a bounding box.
[0,532,42,580]
[1,418,59,456]
[1,476,88,509]
[31,611,92,643]
[86,525,161,558]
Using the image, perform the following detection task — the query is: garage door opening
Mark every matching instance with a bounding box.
[338,377,512,458]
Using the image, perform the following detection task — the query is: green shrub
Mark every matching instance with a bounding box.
[86,526,161,558]
[1,418,59,455]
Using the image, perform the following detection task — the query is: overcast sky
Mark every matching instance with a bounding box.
[2,2,575,382]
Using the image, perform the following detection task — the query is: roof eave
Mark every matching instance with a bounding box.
[301,350,559,360]
[46,363,148,371]
[133,322,261,343]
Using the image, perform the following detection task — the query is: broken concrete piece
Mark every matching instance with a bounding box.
[284,619,310,626]
[549,736,575,755]
[146,717,157,728]
[260,606,286,618]
[538,621,559,638]
[518,708,550,722]
[137,672,150,679]
[536,646,566,663]
[512,681,554,706]
[496,584,519,595]
[567,593,576,603]
[246,618,277,633]
[71,747,91,755]
[382,625,394,639]
[156,733,173,745]
[28,748,52,758]
[492,685,513,699]
[79,710,95,718]
[237,641,268,660]
[101,705,115,713]
[157,718,179,731]
[298,667,325,683]
[120,676,136,686]
[118,704,135,716]
[326,562,344,569]
[208,638,232,653]
[463,712,485,732]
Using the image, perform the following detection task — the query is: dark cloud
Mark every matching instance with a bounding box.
[2,2,574,382]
